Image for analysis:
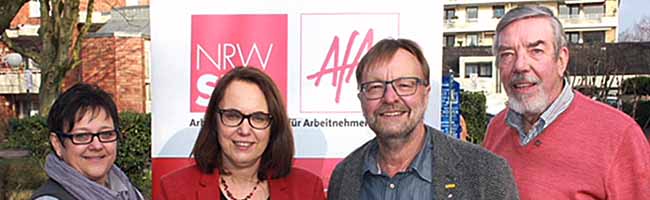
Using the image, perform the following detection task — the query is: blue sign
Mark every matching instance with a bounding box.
[441,75,462,139]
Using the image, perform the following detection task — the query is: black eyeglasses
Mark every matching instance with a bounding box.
[358,77,429,100]
[55,129,120,145]
[217,109,273,130]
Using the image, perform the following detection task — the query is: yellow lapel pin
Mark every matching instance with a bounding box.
[445,183,457,189]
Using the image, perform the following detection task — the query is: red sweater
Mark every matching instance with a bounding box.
[483,92,650,200]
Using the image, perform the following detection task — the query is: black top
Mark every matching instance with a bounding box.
[219,190,271,200]
[31,178,77,200]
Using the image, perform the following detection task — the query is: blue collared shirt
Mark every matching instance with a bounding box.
[360,129,434,200]
[506,79,575,145]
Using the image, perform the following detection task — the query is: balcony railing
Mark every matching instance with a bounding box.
[443,0,556,5]
[0,68,41,94]
[558,13,617,27]
[558,13,613,20]
[445,12,616,32]
[444,17,501,32]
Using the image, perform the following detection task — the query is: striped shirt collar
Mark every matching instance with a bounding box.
[506,79,575,145]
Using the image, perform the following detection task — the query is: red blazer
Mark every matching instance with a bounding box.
[160,164,325,200]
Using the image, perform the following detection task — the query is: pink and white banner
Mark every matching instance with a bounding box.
[151,0,442,198]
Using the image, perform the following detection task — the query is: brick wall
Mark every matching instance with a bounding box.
[79,37,118,95]
[114,38,146,113]
[0,43,11,68]
[80,0,126,12]
[9,2,40,28]
[9,0,153,28]
[71,36,147,113]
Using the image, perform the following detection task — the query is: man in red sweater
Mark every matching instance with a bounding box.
[483,6,650,199]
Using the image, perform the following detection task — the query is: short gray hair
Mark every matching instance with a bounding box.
[493,6,567,60]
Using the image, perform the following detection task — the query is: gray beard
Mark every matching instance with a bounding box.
[507,90,549,115]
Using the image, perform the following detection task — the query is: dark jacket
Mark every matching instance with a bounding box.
[328,125,519,200]
[31,179,76,200]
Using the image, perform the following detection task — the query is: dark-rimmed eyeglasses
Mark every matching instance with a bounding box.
[55,129,119,145]
[217,109,273,130]
[358,77,429,100]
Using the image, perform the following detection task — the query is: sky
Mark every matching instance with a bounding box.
[619,0,650,33]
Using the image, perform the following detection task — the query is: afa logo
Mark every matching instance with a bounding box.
[300,13,400,113]
[189,14,288,112]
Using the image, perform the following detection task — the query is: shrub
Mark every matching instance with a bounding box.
[0,120,7,143]
[622,100,650,137]
[460,91,488,144]
[6,116,50,158]
[621,77,650,96]
[116,112,152,199]
[0,158,48,195]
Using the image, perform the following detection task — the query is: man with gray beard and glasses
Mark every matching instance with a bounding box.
[483,6,650,200]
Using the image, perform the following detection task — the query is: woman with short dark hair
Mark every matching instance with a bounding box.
[161,67,325,200]
[32,83,143,200]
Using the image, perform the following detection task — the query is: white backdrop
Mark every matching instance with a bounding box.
[151,0,442,197]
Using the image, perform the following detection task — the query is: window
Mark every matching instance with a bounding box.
[567,32,580,44]
[569,5,580,16]
[559,5,568,16]
[559,4,580,17]
[479,63,492,77]
[445,8,456,20]
[583,31,605,43]
[466,33,479,47]
[465,64,478,78]
[465,62,492,78]
[444,35,456,47]
[584,3,605,18]
[29,0,40,18]
[466,7,478,21]
[493,6,505,18]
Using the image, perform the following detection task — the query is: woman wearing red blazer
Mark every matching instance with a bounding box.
[160,67,325,200]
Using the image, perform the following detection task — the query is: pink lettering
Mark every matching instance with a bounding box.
[307,29,374,103]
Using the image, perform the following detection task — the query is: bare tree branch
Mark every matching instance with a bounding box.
[2,0,98,114]
[0,0,29,33]
[71,0,93,70]
[620,16,650,42]
[2,32,41,65]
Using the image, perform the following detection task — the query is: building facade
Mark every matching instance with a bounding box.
[0,0,151,120]
[444,0,619,48]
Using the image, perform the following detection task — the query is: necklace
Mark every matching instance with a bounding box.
[220,176,261,200]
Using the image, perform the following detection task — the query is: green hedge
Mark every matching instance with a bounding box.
[6,116,50,158]
[2,112,151,199]
[0,158,48,200]
[460,91,488,144]
[622,100,650,136]
[116,112,152,199]
[622,77,650,96]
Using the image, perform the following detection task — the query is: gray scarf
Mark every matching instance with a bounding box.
[45,153,141,200]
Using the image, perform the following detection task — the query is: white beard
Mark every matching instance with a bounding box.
[507,90,549,115]
[506,75,550,115]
